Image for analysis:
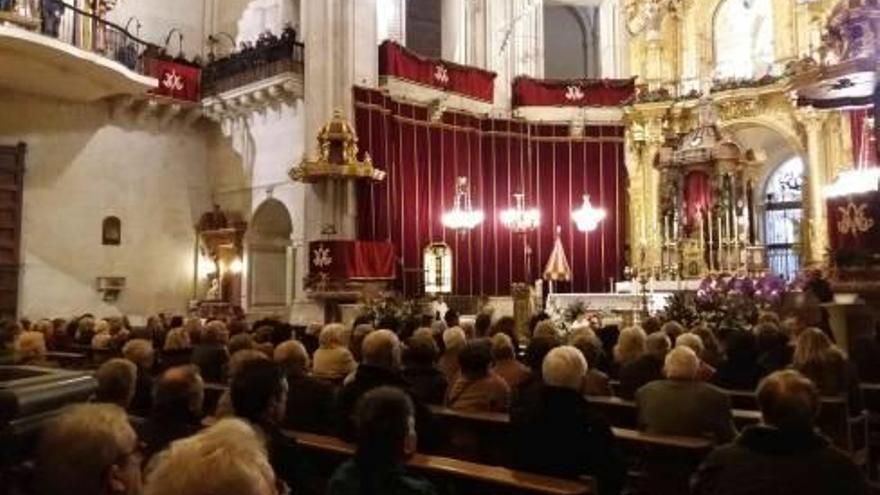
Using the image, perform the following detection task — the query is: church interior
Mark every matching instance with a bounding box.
[2,0,880,494]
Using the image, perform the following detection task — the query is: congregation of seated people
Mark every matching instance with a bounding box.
[0,307,872,495]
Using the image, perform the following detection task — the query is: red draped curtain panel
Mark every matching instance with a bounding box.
[684,171,712,235]
[850,109,878,167]
[512,76,635,107]
[353,87,628,297]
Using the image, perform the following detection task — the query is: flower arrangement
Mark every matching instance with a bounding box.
[690,272,787,330]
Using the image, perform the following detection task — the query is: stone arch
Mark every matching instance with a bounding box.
[246,198,293,309]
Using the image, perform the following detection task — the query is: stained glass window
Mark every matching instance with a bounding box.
[764,157,804,280]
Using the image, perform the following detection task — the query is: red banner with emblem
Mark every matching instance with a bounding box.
[379,40,496,103]
[308,240,396,282]
[143,56,202,102]
[512,76,635,107]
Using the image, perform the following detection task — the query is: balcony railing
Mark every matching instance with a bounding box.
[0,0,156,73]
[202,27,304,97]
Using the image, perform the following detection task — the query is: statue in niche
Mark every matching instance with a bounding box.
[206,277,221,301]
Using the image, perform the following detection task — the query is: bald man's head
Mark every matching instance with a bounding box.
[362,329,401,370]
[757,369,820,431]
[154,365,204,416]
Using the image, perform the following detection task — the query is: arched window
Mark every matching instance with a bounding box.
[543,5,601,79]
[714,0,774,80]
[764,157,803,280]
[102,216,121,245]
[406,0,441,58]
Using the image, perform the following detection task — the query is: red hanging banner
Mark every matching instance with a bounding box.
[512,76,635,107]
[143,56,202,102]
[378,40,496,103]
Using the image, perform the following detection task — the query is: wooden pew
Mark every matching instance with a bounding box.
[585,395,761,430]
[286,430,594,495]
[44,352,89,369]
[426,405,712,495]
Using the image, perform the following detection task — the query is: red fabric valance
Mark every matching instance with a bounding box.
[378,40,496,103]
[512,76,635,107]
[143,56,202,102]
[308,241,396,281]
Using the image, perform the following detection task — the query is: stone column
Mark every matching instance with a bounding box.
[442,0,466,62]
[796,106,829,266]
[599,0,628,78]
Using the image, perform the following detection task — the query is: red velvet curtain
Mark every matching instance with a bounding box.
[684,171,712,234]
[850,109,878,167]
[353,87,628,296]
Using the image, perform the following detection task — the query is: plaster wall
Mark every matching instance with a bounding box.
[0,92,212,319]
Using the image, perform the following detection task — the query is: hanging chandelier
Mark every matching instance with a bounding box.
[500,193,540,233]
[825,116,880,198]
[571,195,607,232]
[441,177,484,231]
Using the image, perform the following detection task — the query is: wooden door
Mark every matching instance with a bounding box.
[0,144,25,319]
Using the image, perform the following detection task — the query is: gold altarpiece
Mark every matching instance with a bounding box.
[623,0,859,277]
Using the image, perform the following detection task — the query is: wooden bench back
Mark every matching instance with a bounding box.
[285,429,594,495]
[426,405,712,495]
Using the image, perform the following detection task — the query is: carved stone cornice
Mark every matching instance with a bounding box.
[107,94,203,128]
[201,72,303,123]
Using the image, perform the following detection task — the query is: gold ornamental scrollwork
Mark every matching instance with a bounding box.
[718,98,758,122]
[838,201,875,236]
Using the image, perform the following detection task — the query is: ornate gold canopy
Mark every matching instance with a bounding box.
[289,109,386,182]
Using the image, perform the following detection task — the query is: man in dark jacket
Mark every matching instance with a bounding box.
[191,320,229,383]
[231,359,303,493]
[617,331,669,399]
[274,339,336,434]
[337,330,442,451]
[401,335,448,406]
[692,369,868,495]
[137,365,204,461]
[511,346,625,495]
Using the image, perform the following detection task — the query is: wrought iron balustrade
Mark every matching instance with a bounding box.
[202,28,304,97]
[0,0,157,73]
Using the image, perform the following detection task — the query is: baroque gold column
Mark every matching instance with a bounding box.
[795,106,829,266]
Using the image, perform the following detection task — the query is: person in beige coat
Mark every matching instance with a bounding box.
[313,323,358,381]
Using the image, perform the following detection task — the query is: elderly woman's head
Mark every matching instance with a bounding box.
[274,339,310,375]
[15,331,47,363]
[613,326,646,365]
[490,333,516,362]
[543,346,587,391]
[793,327,841,368]
[319,323,347,349]
[203,321,229,345]
[442,327,467,353]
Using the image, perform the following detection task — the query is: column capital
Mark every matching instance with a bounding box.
[794,106,829,132]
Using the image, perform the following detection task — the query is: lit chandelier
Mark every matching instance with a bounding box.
[571,194,607,232]
[500,193,540,233]
[825,116,880,198]
[441,177,484,231]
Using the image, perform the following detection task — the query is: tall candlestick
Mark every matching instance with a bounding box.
[664,214,670,244]
[699,208,705,248]
[708,210,714,270]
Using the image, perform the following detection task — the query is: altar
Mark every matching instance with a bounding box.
[546,291,673,325]
[614,279,701,293]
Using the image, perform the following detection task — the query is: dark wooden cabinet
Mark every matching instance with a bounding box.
[0,144,25,319]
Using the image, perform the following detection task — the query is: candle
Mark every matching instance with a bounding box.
[673,209,679,241]
[699,208,705,247]
[707,210,714,270]
[664,214,670,244]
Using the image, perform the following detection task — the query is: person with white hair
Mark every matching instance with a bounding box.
[511,346,625,495]
[618,330,670,399]
[313,323,358,381]
[337,330,442,450]
[676,332,715,381]
[37,403,143,495]
[274,339,336,434]
[122,338,155,416]
[144,418,279,495]
[437,326,466,382]
[635,346,735,442]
